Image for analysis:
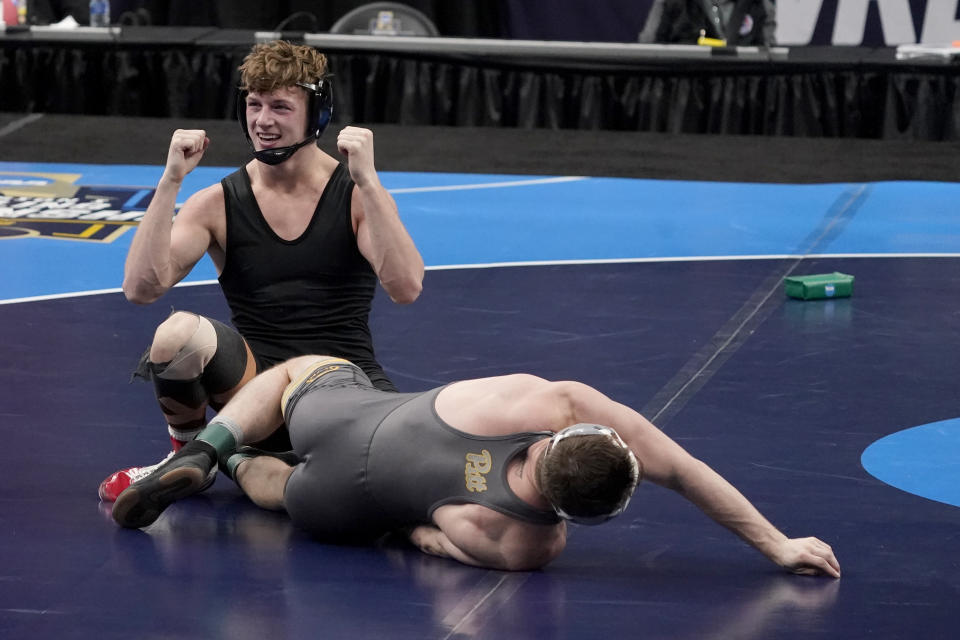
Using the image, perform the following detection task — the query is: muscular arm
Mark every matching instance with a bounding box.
[410,504,566,571]
[339,126,424,304]
[554,381,841,578]
[122,130,216,303]
[408,524,493,568]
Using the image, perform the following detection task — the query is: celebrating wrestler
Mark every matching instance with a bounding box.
[112,355,841,577]
[98,40,424,501]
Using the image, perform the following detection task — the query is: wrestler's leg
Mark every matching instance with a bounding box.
[148,311,257,449]
[234,456,295,511]
[112,360,310,528]
[112,444,295,528]
[111,356,359,529]
[98,312,257,501]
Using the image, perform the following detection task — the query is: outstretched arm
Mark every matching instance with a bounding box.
[122,129,216,303]
[651,455,840,578]
[339,126,424,304]
[556,381,841,578]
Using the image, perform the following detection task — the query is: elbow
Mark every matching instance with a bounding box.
[122,278,161,305]
[386,275,423,305]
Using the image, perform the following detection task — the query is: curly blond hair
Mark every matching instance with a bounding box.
[238,40,328,92]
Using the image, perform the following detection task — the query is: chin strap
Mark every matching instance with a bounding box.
[251,134,317,165]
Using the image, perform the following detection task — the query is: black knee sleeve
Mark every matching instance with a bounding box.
[201,318,248,394]
[150,362,207,409]
[136,316,248,409]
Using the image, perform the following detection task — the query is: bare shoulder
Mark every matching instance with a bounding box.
[437,374,583,435]
[173,182,226,250]
[441,373,552,403]
[176,182,225,223]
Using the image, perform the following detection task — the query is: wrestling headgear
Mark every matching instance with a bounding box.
[543,423,641,525]
[237,79,333,165]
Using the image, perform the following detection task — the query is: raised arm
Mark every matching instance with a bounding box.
[122,129,218,304]
[556,381,841,578]
[338,126,424,304]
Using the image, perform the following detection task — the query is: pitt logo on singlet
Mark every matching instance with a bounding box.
[464,450,492,493]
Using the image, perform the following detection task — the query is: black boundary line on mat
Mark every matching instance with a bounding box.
[0,113,44,138]
[640,184,871,427]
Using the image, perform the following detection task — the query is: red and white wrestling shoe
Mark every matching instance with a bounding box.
[98,451,217,502]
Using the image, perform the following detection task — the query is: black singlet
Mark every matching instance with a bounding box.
[218,165,393,390]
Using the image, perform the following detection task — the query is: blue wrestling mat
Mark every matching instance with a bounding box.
[4,161,960,300]
[2,159,960,639]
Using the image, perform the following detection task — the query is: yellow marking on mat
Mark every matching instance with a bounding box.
[52,223,105,239]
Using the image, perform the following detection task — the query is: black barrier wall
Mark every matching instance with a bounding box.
[2,27,958,140]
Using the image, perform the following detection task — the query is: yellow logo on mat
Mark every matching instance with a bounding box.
[0,171,155,243]
[465,449,492,493]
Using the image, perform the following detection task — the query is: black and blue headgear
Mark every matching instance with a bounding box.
[237,79,333,165]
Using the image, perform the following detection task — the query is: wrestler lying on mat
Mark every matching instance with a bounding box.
[111,355,841,577]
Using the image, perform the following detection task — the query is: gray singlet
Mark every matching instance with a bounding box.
[282,362,560,542]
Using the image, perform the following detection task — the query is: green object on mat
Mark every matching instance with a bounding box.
[784,272,854,300]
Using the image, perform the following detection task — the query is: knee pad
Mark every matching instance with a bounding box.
[201,317,248,394]
[157,313,218,380]
[149,314,248,404]
[150,368,207,410]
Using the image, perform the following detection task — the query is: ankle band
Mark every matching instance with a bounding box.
[223,451,256,482]
[196,417,242,458]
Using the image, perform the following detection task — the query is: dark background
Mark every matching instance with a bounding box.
[20,0,948,45]
[6,2,959,140]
